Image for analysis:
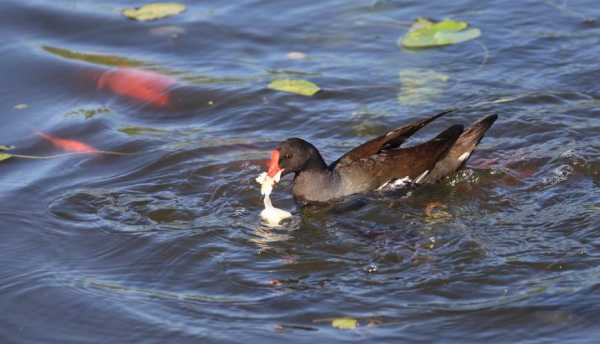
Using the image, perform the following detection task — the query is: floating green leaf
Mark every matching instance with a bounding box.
[122,3,186,21]
[42,46,144,67]
[119,126,168,136]
[398,68,448,105]
[433,29,481,45]
[400,18,481,48]
[14,104,29,110]
[0,153,13,162]
[268,79,320,96]
[0,145,15,151]
[331,317,358,330]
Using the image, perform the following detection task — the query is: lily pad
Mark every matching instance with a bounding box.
[122,3,186,21]
[0,153,13,162]
[400,18,481,48]
[0,145,15,151]
[43,46,143,67]
[331,317,358,330]
[398,68,448,105]
[268,79,320,96]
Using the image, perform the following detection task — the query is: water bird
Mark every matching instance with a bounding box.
[264,110,497,204]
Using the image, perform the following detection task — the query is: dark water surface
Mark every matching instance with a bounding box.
[1,1,600,343]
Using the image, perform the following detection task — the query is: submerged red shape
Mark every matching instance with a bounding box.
[96,68,176,107]
[36,131,98,153]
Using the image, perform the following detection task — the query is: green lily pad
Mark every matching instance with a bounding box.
[331,317,358,330]
[0,145,15,151]
[268,79,320,96]
[122,3,186,21]
[398,68,449,105]
[0,153,13,162]
[400,18,481,48]
[43,46,144,67]
[433,29,482,45]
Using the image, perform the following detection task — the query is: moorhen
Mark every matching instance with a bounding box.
[265,110,497,204]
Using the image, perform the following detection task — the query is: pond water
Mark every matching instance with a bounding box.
[1,1,599,343]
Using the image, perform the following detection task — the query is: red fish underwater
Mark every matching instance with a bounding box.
[95,68,176,107]
[36,131,98,153]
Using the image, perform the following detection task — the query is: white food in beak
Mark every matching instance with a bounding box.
[255,171,291,226]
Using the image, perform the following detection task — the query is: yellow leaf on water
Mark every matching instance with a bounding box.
[0,153,13,162]
[122,3,186,21]
[331,317,358,330]
[268,79,320,96]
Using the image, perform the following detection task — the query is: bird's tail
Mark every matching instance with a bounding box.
[422,114,498,183]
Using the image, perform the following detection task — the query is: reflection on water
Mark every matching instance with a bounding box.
[251,223,297,254]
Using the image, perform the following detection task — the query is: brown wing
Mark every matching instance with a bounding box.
[334,125,464,192]
[330,109,455,170]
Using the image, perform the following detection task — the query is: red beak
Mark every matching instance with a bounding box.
[267,149,282,177]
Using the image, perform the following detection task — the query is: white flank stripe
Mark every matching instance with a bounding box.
[378,176,411,191]
[392,176,411,187]
[414,170,429,184]
[376,181,390,191]
[458,152,471,162]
